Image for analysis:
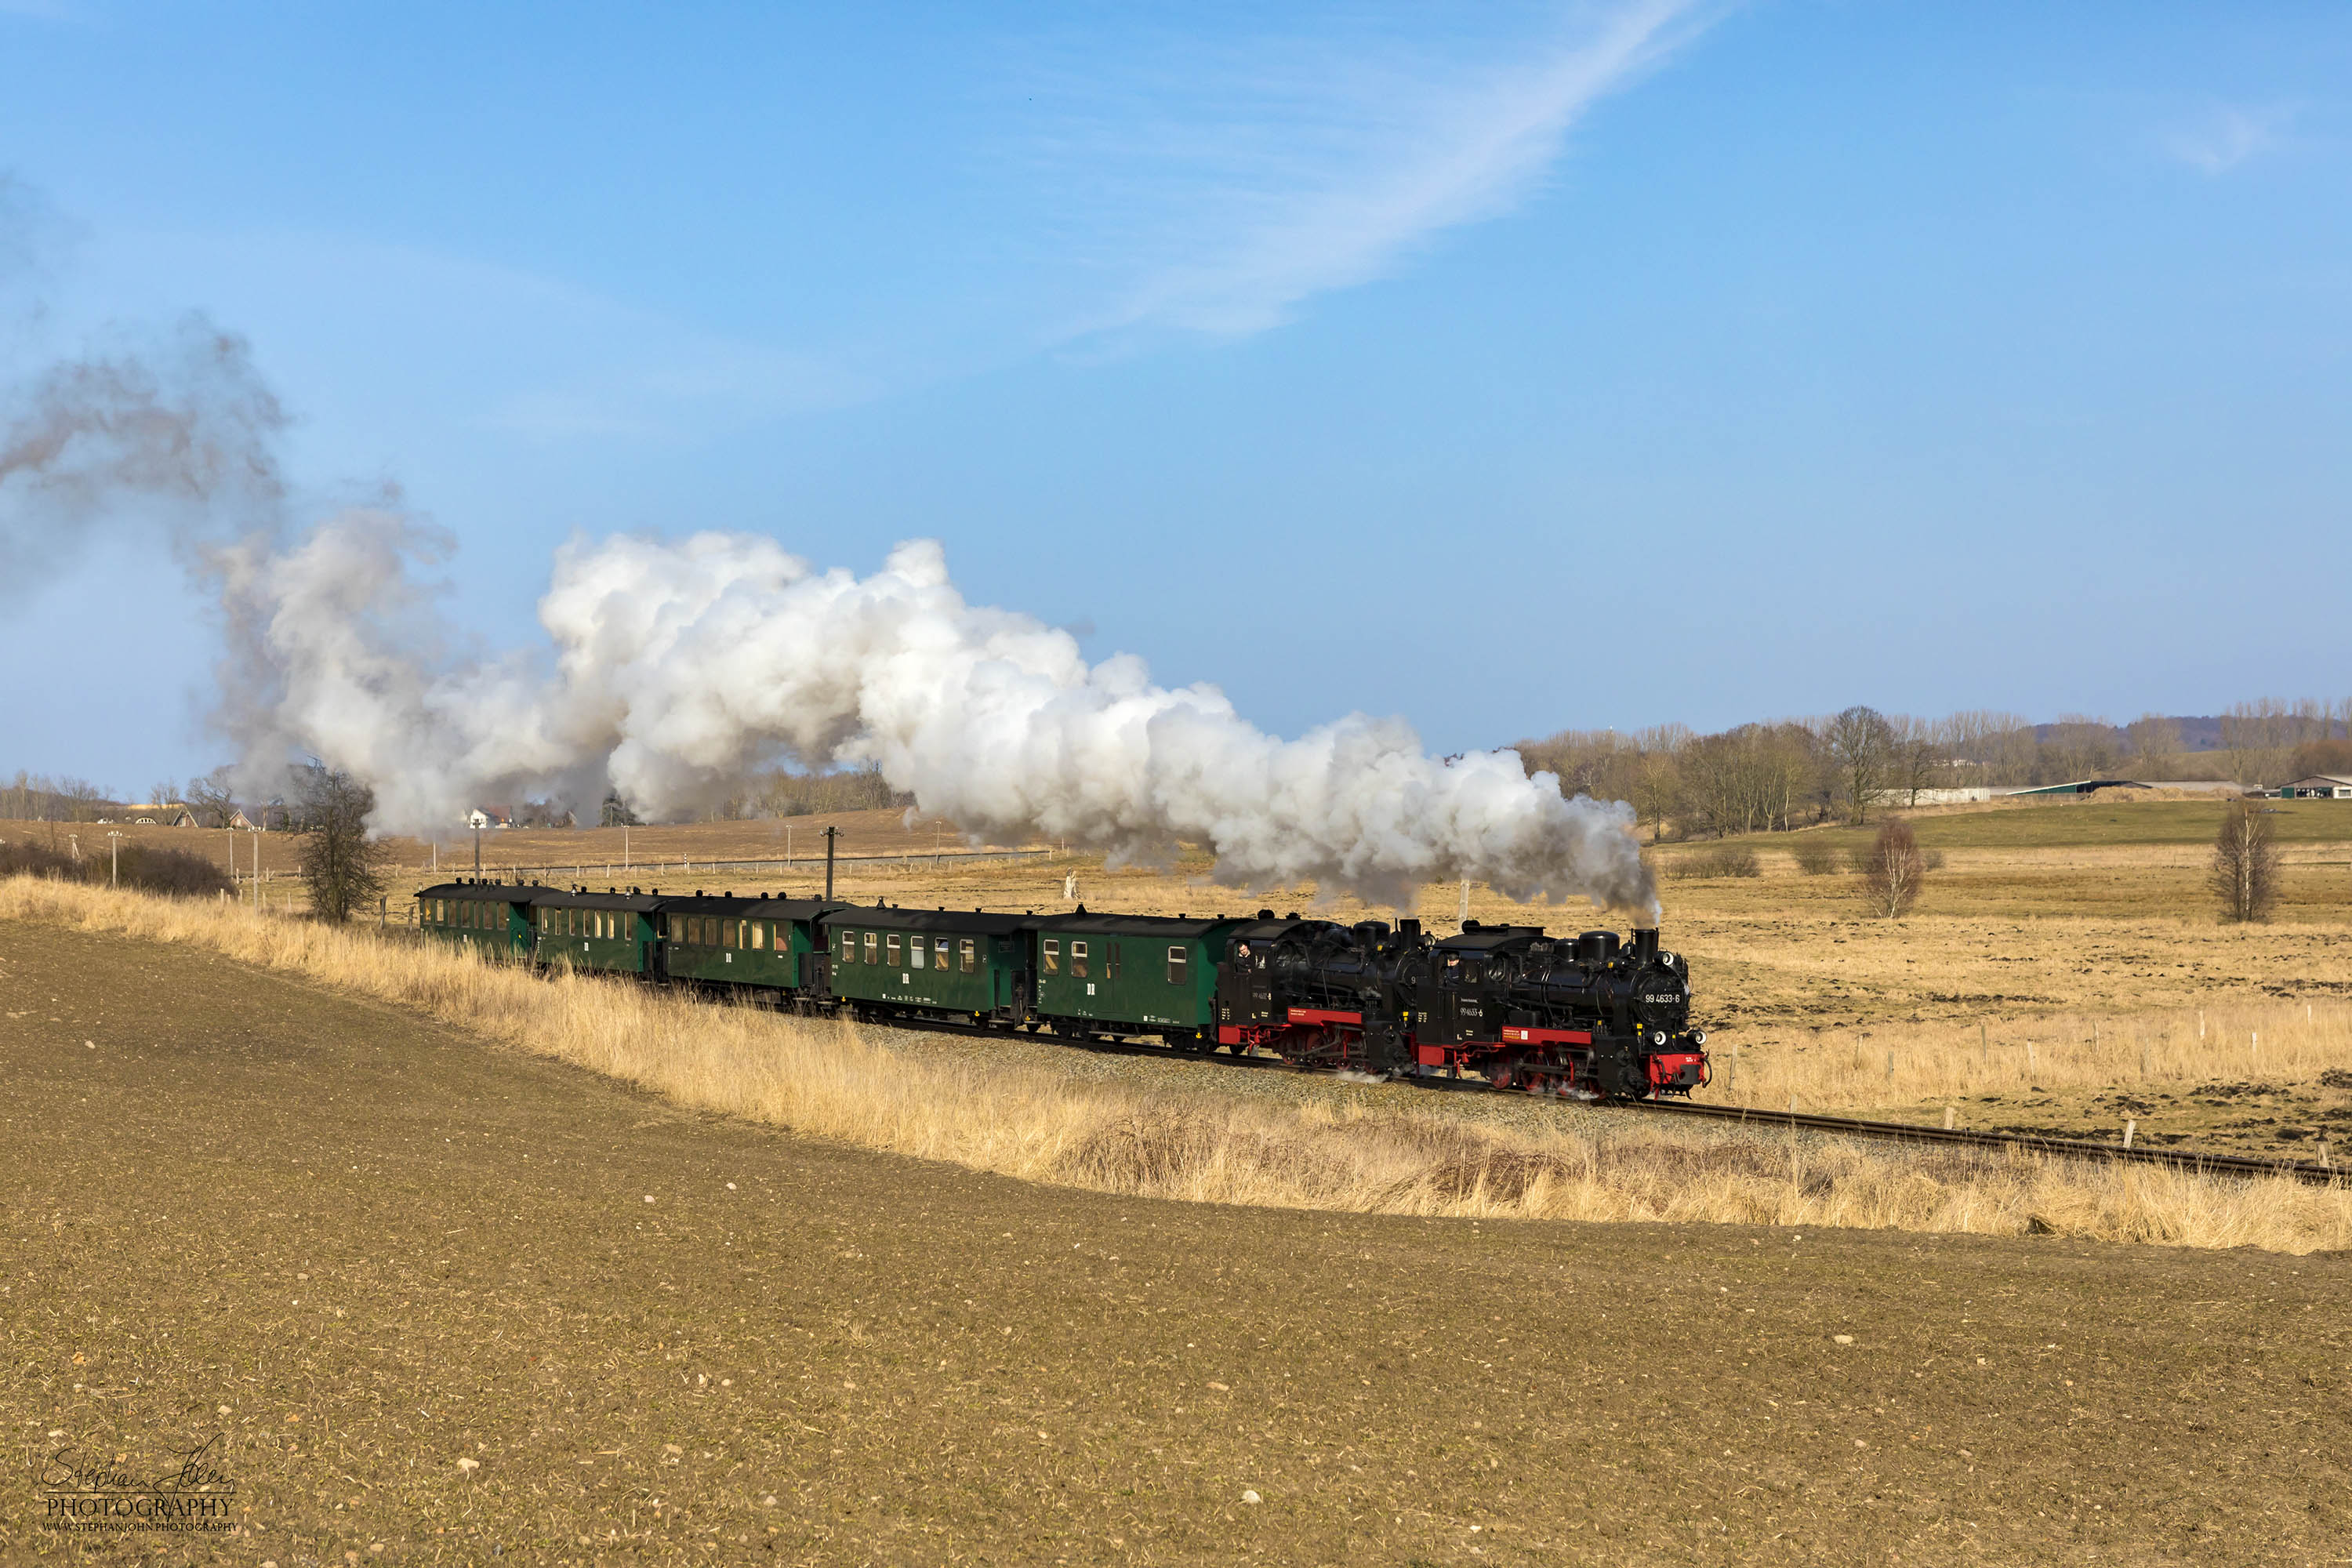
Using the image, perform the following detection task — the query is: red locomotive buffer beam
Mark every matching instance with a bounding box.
[1218,1007,1375,1067]
[1649,1052,1708,1092]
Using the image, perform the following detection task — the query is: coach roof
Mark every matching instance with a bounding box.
[528,887,665,913]
[1030,909,1240,938]
[821,903,1033,936]
[419,880,557,902]
[747,896,851,923]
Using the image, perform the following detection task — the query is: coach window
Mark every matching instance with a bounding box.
[837,931,854,964]
[908,935,925,968]
[885,934,902,965]
[936,939,950,971]
[1041,938,1058,974]
[863,931,879,963]
[751,920,767,950]
[1167,946,1187,985]
[1071,940,1089,978]
[723,920,736,950]
[960,938,976,973]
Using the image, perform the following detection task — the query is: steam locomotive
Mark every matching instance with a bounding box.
[1214,915,1707,1098]
[417,881,1708,1099]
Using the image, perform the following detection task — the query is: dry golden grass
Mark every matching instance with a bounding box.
[1711,996,2352,1113]
[9,875,2350,1254]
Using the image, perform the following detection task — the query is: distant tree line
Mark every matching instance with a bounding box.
[702,762,911,822]
[1515,695,2352,842]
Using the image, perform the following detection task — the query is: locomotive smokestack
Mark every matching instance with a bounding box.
[1631,927,1660,964]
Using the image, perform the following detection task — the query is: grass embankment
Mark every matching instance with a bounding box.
[9,877,2351,1254]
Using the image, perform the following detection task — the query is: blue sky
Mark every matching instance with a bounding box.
[4,1,2349,793]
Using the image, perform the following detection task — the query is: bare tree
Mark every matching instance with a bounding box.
[292,764,390,921]
[1827,706,1895,825]
[1627,750,1682,844]
[57,778,114,822]
[2041,714,2120,783]
[2209,802,2279,923]
[1890,715,1949,806]
[2220,699,2297,788]
[1860,818,1928,918]
[184,766,238,828]
[2125,714,2181,781]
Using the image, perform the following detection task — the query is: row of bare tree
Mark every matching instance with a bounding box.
[1519,697,2352,842]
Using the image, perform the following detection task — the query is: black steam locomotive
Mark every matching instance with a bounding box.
[1214,914,1707,1098]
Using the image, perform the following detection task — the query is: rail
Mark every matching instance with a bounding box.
[1617,1096,2347,1187]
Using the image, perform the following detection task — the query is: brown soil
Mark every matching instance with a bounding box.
[5,920,2350,1565]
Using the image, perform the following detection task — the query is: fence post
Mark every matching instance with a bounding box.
[1944,1105,1955,1131]
[2122,1119,2136,1150]
[1884,1049,1894,1081]
[379,896,386,928]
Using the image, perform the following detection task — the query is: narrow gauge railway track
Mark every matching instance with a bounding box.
[839,1004,2351,1189]
[1617,1096,2349,1189]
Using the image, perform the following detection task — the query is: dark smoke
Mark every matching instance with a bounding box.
[0,312,287,599]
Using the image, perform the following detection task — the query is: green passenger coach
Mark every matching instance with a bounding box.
[530,888,662,976]
[1028,909,1243,1041]
[417,879,548,959]
[659,893,795,990]
[823,906,1033,1022]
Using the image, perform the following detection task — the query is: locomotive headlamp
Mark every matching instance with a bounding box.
[1660,952,1677,967]
[1691,1029,1708,1047]
[1650,1029,1668,1046]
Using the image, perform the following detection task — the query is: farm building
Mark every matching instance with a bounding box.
[2278,775,2352,800]
[122,801,199,827]
[2003,779,2151,797]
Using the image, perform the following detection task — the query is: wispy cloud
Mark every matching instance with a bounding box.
[2165,103,2296,176]
[1014,0,1712,343]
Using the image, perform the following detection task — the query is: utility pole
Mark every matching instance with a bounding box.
[823,825,839,902]
[107,830,121,888]
[622,822,630,870]
[474,821,482,876]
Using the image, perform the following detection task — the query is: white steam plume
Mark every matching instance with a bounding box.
[224,516,1657,916]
